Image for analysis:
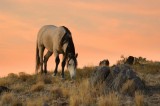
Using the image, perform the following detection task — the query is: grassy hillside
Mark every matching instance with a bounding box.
[0,58,160,106]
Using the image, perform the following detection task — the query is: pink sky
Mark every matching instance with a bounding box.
[0,0,160,77]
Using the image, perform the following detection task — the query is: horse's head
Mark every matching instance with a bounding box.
[67,53,78,79]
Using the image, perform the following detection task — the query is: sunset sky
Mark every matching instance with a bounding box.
[0,0,160,76]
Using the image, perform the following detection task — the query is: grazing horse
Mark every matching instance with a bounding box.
[35,25,78,79]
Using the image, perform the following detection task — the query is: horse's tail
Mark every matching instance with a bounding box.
[35,42,40,74]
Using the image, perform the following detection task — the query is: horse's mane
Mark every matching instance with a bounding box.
[62,26,71,35]
[61,26,75,55]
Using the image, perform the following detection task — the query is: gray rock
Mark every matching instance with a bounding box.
[90,66,110,86]
[0,86,11,93]
[105,64,145,95]
[90,64,145,96]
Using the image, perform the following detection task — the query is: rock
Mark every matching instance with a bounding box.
[99,59,110,66]
[105,64,145,95]
[90,64,145,96]
[0,86,11,93]
[125,56,134,65]
[90,66,110,86]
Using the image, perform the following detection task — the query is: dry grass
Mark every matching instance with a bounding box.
[30,81,44,92]
[133,62,160,74]
[70,79,95,106]
[76,67,95,80]
[7,73,18,79]
[49,85,70,105]
[18,72,31,82]
[26,100,43,106]
[135,91,144,106]
[12,83,25,92]
[25,96,52,106]
[0,78,10,86]
[51,87,64,98]
[0,92,22,106]
[97,92,120,106]
[36,74,52,84]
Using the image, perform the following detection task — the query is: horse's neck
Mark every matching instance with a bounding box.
[66,39,75,55]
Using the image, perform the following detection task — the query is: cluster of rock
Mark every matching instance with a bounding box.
[90,56,145,96]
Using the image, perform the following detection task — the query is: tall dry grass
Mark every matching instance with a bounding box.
[0,92,22,106]
[11,83,25,93]
[97,92,120,106]
[135,91,144,106]
[26,96,50,106]
[18,72,31,82]
[70,79,94,106]
[30,81,44,92]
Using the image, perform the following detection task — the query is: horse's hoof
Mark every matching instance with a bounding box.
[52,73,56,77]
[61,75,65,80]
[40,71,43,75]
[61,77,65,80]
[44,71,47,74]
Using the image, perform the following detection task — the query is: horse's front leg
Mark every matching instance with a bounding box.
[53,55,60,76]
[61,55,67,79]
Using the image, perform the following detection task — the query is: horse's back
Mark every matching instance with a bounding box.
[37,25,66,52]
[37,25,57,39]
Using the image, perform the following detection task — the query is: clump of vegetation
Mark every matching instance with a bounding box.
[117,55,160,74]
[7,73,18,79]
[0,78,11,86]
[0,92,22,106]
[135,91,144,106]
[97,92,120,106]
[11,83,25,93]
[18,72,31,82]
[51,87,64,98]
[70,79,94,106]
[26,96,50,106]
[36,74,52,84]
[30,81,44,92]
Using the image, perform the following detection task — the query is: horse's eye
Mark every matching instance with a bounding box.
[68,63,71,66]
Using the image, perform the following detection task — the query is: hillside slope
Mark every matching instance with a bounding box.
[0,60,160,106]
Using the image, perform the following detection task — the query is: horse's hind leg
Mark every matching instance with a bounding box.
[44,51,53,74]
[38,46,45,74]
[53,55,60,76]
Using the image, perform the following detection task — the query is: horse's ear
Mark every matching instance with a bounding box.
[99,61,102,66]
[75,53,78,58]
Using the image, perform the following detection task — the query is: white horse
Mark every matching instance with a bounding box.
[35,25,78,79]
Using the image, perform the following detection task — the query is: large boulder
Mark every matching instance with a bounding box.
[90,64,145,96]
[105,64,145,95]
[89,66,110,86]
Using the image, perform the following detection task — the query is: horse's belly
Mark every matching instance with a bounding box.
[43,37,53,51]
[45,44,53,51]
